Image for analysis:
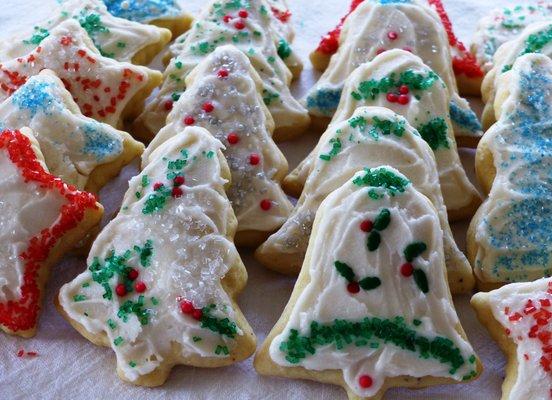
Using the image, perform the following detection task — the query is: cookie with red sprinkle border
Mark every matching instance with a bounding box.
[0,19,162,133]
[255,166,481,399]
[0,128,103,338]
[471,278,552,400]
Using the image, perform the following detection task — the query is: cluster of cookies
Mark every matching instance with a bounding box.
[1,0,551,399]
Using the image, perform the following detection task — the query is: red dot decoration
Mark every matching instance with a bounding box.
[227,132,239,144]
[173,176,185,186]
[217,69,229,79]
[164,100,173,111]
[347,282,360,294]
[115,284,127,297]
[202,102,214,112]
[238,9,249,18]
[399,85,409,95]
[234,21,246,30]
[127,269,139,281]
[180,300,194,314]
[387,31,398,40]
[398,94,410,105]
[360,220,373,232]
[183,116,195,125]
[260,199,272,211]
[172,187,183,198]
[134,281,147,293]
[249,153,260,165]
[359,375,373,388]
[386,93,398,103]
[400,263,414,277]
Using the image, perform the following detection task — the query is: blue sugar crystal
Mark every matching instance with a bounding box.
[449,100,482,133]
[11,80,61,117]
[305,87,343,117]
[81,122,123,160]
[102,0,181,23]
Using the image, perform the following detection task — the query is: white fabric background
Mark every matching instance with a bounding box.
[0,0,521,398]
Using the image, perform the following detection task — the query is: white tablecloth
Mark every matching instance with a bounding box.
[1,0,518,398]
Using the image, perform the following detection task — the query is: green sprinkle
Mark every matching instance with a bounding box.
[367,231,381,251]
[334,261,355,283]
[113,336,124,346]
[417,118,449,150]
[73,294,86,302]
[358,276,381,290]
[107,319,117,330]
[175,61,183,69]
[352,168,410,196]
[319,137,342,161]
[129,361,136,368]
[151,297,159,305]
[193,336,202,342]
[413,268,429,293]
[404,242,427,262]
[413,319,422,326]
[200,305,238,338]
[277,39,292,59]
[373,209,391,231]
[23,26,49,45]
[82,282,90,288]
[116,42,126,48]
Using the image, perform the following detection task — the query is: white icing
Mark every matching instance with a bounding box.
[0,71,135,190]
[0,0,168,63]
[269,167,476,398]
[0,19,158,127]
[486,278,552,400]
[293,49,480,213]
[472,3,552,73]
[257,106,472,287]
[59,127,246,381]
[134,0,308,137]
[0,133,66,302]
[143,45,292,234]
[473,54,552,284]
[304,0,481,138]
[482,21,552,122]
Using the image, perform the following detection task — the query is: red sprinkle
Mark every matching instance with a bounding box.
[360,220,373,232]
[397,94,410,105]
[183,116,195,125]
[172,187,183,198]
[173,176,185,186]
[192,309,203,320]
[399,85,409,95]
[115,284,127,297]
[223,15,231,23]
[386,93,398,103]
[153,182,164,191]
[202,102,214,112]
[347,282,360,294]
[17,349,24,358]
[234,21,246,30]
[260,199,272,211]
[249,153,260,165]
[227,132,239,144]
[400,263,414,277]
[238,10,248,18]
[180,300,194,314]
[316,0,364,55]
[127,269,139,281]
[358,375,373,388]
[134,281,147,293]
[387,31,398,40]
[164,100,173,111]
[217,69,229,78]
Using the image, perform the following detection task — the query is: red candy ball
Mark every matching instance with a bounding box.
[227,132,239,144]
[127,269,139,281]
[115,283,127,297]
[359,375,373,388]
[180,300,194,314]
[260,199,272,211]
[400,262,414,277]
[183,116,195,125]
[347,282,360,294]
[134,281,147,293]
[249,153,260,165]
[360,220,373,232]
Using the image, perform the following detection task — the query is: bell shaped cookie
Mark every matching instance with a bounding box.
[0,70,143,193]
[472,278,552,400]
[58,126,256,386]
[0,0,172,65]
[132,0,309,142]
[468,53,552,289]
[143,46,292,246]
[472,3,552,74]
[255,166,481,400]
[304,0,483,146]
[310,0,484,96]
[481,21,552,129]
[102,0,194,36]
[290,50,481,220]
[256,106,474,293]
[0,19,162,129]
[0,128,102,338]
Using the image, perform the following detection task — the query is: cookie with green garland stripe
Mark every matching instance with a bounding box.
[0,0,172,65]
[481,21,552,130]
[288,49,482,221]
[256,106,475,294]
[255,166,481,399]
[132,0,309,142]
[58,126,256,386]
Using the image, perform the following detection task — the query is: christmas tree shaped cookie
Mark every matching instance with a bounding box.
[472,3,552,74]
[132,0,309,142]
[310,0,484,96]
[0,19,162,129]
[481,21,552,129]
[0,0,172,65]
[289,50,481,221]
[472,278,552,400]
[102,0,194,36]
[58,126,256,386]
[468,53,552,289]
[255,166,481,399]
[0,70,144,193]
[256,106,474,293]
[143,46,293,246]
[0,128,103,337]
[304,0,483,146]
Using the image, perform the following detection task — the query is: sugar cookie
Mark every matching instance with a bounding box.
[255,166,481,399]
[291,50,481,220]
[256,106,474,293]
[0,128,103,338]
[305,0,483,146]
[0,70,143,193]
[468,53,552,289]
[132,0,309,142]
[58,126,256,386]
[472,278,552,400]
[143,46,292,246]
[0,20,162,130]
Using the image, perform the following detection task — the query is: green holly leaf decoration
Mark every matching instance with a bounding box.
[404,242,427,262]
[413,269,429,293]
[334,261,356,282]
[367,231,381,251]
[359,276,382,290]
[373,208,391,231]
